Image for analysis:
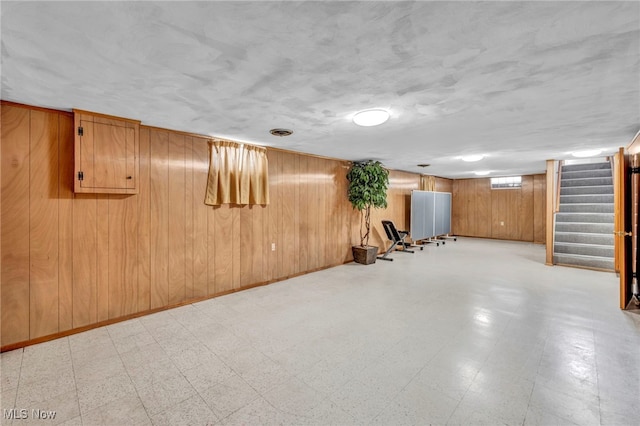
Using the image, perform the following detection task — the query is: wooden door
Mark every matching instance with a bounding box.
[74,110,139,194]
[614,148,631,309]
[81,120,132,190]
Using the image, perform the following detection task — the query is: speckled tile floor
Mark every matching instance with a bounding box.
[2,238,639,425]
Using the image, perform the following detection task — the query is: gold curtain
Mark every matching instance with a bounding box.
[204,140,269,206]
[420,175,436,191]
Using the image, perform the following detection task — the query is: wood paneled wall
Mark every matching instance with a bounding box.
[1,102,423,349]
[452,175,546,243]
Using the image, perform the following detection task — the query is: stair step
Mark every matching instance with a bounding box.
[560,185,613,195]
[555,231,614,245]
[561,169,613,179]
[560,194,614,204]
[562,162,611,172]
[554,242,614,257]
[556,212,614,223]
[555,222,614,233]
[553,253,614,270]
[561,177,613,187]
[559,203,614,213]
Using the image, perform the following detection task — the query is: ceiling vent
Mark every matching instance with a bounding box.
[270,128,293,137]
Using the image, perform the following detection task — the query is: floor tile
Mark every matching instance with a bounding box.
[372,384,459,426]
[137,374,197,415]
[81,391,150,426]
[261,376,324,417]
[199,373,260,420]
[528,380,600,425]
[76,371,136,414]
[182,355,235,393]
[328,377,395,423]
[149,394,217,426]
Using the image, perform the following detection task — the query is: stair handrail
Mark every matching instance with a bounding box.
[555,160,564,213]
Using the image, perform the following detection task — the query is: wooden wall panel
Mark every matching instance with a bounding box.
[435,177,453,193]
[533,174,546,244]
[96,195,109,322]
[298,156,309,273]
[58,114,74,332]
[475,179,492,237]
[453,174,545,242]
[252,206,265,284]
[72,194,97,328]
[240,206,253,288]
[327,162,339,266]
[29,110,59,338]
[281,152,296,278]
[306,156,320,270]
[293,156,302,274]
[519,175,534,242]
[107,194,138,318]
[318,159,328,267]
[453,179,475,236]
[339,162,354,263]
[168,133,186,305]
[192,137,209,297]
[231,204,241,290]
[107,197,125,319]
[491,188,519,239]
[213,205,233,293]
[185,137,194,299]
[1,105,31,345]
[137,127,151,311]
[452,180,464,236]
[149,130,169,308]
[267,150,281,280]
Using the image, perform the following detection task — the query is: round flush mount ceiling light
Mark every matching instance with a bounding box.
[352,109,390,127]
[474,170,491,176]
[461,154,485,162]
[270,128,293,137]
[572,149,602,158]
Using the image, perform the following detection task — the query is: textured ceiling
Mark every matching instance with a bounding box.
[2,1,639,178]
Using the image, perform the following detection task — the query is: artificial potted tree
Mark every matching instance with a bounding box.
[347,160,389,264]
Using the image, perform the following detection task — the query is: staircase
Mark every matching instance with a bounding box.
[553,161,614,270]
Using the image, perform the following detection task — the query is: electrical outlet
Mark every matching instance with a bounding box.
[271,243,276,251]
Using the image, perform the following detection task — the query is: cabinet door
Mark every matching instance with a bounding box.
[91,120,128,190]
[74,111,139,194]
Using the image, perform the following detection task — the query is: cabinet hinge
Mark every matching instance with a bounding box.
[78,171,84,181]
[78,127,83,136]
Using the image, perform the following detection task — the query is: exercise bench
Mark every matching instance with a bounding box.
[377,220,423,261]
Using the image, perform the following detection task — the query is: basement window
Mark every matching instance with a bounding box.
[491,176,522,189]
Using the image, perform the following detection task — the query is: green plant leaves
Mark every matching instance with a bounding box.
[346,160,389,246]
[346,160,389,210]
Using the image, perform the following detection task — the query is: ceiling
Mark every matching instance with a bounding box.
[2,1,639,178]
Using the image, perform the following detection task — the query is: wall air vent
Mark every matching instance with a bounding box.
[270,128,293,137]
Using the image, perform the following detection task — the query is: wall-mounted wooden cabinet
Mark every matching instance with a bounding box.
[74,110,140,194]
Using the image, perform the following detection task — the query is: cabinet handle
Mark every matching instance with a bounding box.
[126,176,132,179]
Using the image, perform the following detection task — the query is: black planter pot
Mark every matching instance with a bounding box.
[352,246,379,265]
